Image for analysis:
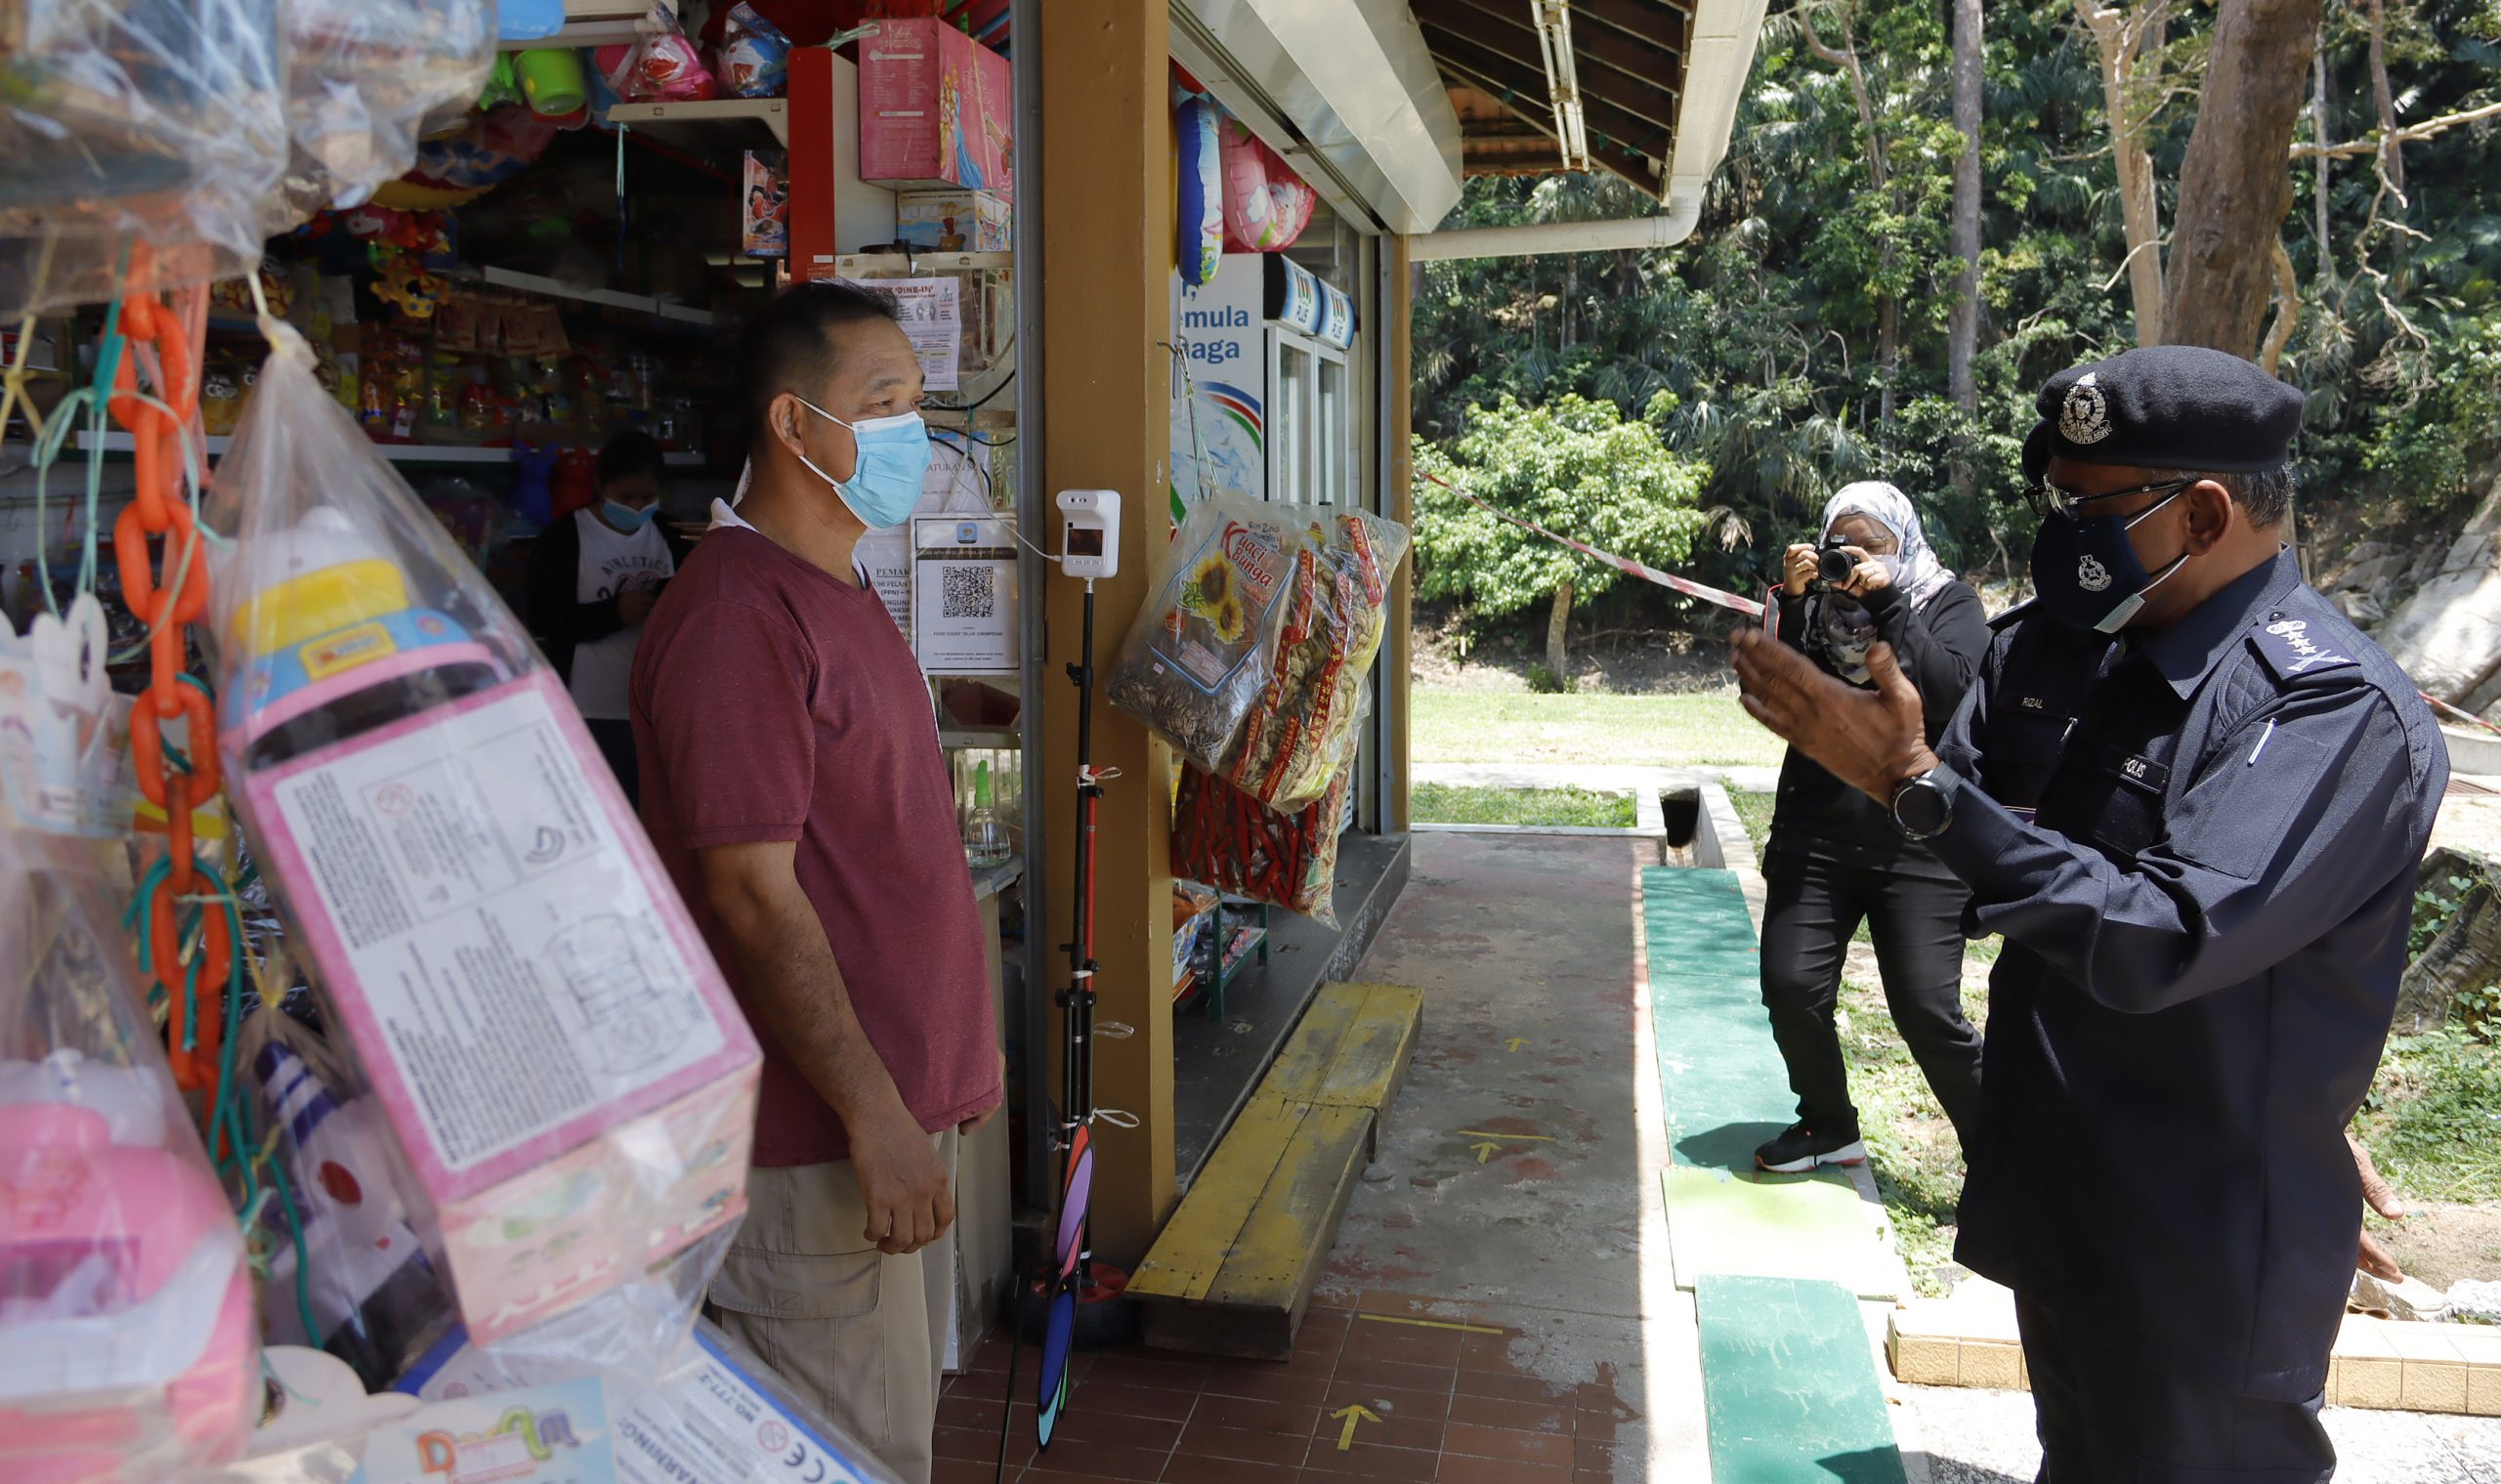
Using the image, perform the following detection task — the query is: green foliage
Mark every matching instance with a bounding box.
[1413,0,2501,607]
[1409,784,1635,828]
[1524,662,1573,695]
[2412,871,2477,959]
[1412,395,1709,621]
[2355,1028,2501,1204]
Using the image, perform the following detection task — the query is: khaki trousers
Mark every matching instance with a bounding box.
[708,1132,958,1484]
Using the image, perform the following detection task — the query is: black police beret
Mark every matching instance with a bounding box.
[2021,344,2305,484]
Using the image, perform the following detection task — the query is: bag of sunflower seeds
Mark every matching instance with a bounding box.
[1107,495,1305,775]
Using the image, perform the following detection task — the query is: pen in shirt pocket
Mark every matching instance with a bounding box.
[2247,718,2276,765]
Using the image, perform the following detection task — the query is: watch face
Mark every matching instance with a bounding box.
[1895,779,1951,837]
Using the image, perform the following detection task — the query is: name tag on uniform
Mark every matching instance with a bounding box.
[2102,746,2170,794]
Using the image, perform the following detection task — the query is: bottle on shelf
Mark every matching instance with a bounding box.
[962,758,1011,869]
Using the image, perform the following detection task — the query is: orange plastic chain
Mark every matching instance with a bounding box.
[106,278,231,1099]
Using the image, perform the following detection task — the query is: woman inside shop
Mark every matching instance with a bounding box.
[527,429,690,804]
[1755,481,1990,1173]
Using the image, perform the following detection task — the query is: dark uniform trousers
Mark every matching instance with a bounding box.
[1925,551,2446,1484]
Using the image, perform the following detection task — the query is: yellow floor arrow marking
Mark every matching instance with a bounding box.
[1457,1129,1555,1141]
[1471,1140,1502,1163]
[1506,1037,1526,1052]
[1331,1404,1380,1450]
[1353,1313,1505,1335]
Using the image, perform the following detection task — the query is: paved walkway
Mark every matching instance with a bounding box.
[1329,830,1702,1480]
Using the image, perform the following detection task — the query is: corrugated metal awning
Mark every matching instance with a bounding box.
[1418,0,1767,205]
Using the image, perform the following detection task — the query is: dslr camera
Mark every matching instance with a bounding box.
[1810,536,1860,592]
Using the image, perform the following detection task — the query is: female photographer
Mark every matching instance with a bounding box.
[1755,483,1990,1172]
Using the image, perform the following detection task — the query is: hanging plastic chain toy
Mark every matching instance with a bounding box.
[106,270,233,1103]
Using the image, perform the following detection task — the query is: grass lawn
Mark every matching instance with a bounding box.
[2354,1028,2501,1207]
[1410,783,1636,828]
[1413,690,1782,769]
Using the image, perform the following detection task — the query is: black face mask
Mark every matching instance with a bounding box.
[2029,487,2191,633]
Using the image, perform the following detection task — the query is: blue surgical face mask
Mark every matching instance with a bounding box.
[603,499,656,532]
[789,395,931,530]
[2029,486,2191,633]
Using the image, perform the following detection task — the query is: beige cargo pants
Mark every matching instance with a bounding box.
[708,1132,958,1484]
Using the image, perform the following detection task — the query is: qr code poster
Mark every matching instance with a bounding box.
[911,515,1019,675]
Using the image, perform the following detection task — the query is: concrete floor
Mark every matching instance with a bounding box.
[1331,830,1706,1481]
[1318,827,2501,1484]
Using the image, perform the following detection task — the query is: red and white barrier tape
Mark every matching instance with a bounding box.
[1418,471,1768,617]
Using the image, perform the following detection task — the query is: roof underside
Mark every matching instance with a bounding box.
[1414,0,1694,195]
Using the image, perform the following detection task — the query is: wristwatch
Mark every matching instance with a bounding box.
[1889,763,1960,840]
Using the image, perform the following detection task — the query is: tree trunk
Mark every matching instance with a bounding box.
[2076,0,2167,345]
[1949,0,1984,415]
[2162,0,2327,357]
[2366,0,2404,195]
[2259,236,2302,374]
[2311,24,2333,286]
[2396,851,2501,1036]
[1806,9,1897,426]
[1547,580,1574,681]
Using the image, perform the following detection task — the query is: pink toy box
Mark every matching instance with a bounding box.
[207,328,762,1347]
[859,20,1012,199]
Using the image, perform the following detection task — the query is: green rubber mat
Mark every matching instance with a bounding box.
[1641,869,1802,1167]
[1644,869,1900,1301]
[1696,1274,1907,1484]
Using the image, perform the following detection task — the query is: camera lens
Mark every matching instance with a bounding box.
[1818,548,1857,586]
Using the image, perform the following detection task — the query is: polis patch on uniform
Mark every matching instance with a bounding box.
[2251,615,2358,682]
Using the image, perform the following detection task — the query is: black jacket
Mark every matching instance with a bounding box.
[524,509,694,686]
[1766,577,1990,876]
[1930,550,2445,1398]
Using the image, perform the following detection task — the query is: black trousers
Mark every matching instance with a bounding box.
[2018,1297,2335,1483]
[1759,848,1984,1142]
[586,716,639,810]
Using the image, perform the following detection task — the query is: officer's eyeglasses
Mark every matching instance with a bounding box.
[2027,475,2196,521]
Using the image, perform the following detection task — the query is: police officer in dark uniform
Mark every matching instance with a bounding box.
[1730,344,2448,1483]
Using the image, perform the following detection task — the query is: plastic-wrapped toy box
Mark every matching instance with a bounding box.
[207,327,760,1344]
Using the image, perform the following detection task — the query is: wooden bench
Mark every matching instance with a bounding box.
[1128,982,1423,1358]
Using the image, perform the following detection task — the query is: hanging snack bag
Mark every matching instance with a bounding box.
[1170,700,1364,928]
[206,325,759,1345]
[1215,510,1406,813]
[1106,495,1304,772]
[717,4,793,100]
[0,827,261,1483]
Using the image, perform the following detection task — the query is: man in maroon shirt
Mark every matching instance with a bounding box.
[632,282,1001,1484]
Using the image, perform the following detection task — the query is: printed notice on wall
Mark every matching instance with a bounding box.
[263,683,725,1173]
[842,276,959,391]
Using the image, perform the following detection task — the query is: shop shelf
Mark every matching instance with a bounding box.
[834,251,1013,276]
[607,98,789,155]
[73,429,231,457]
[470,266,717,327]
[75,430,702,466]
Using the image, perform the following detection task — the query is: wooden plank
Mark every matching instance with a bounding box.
[1254,985,1366,1104]
[1311,984,1423,1112]
[1126,1100,1310,1303]
[1204,1104,1375,1320]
